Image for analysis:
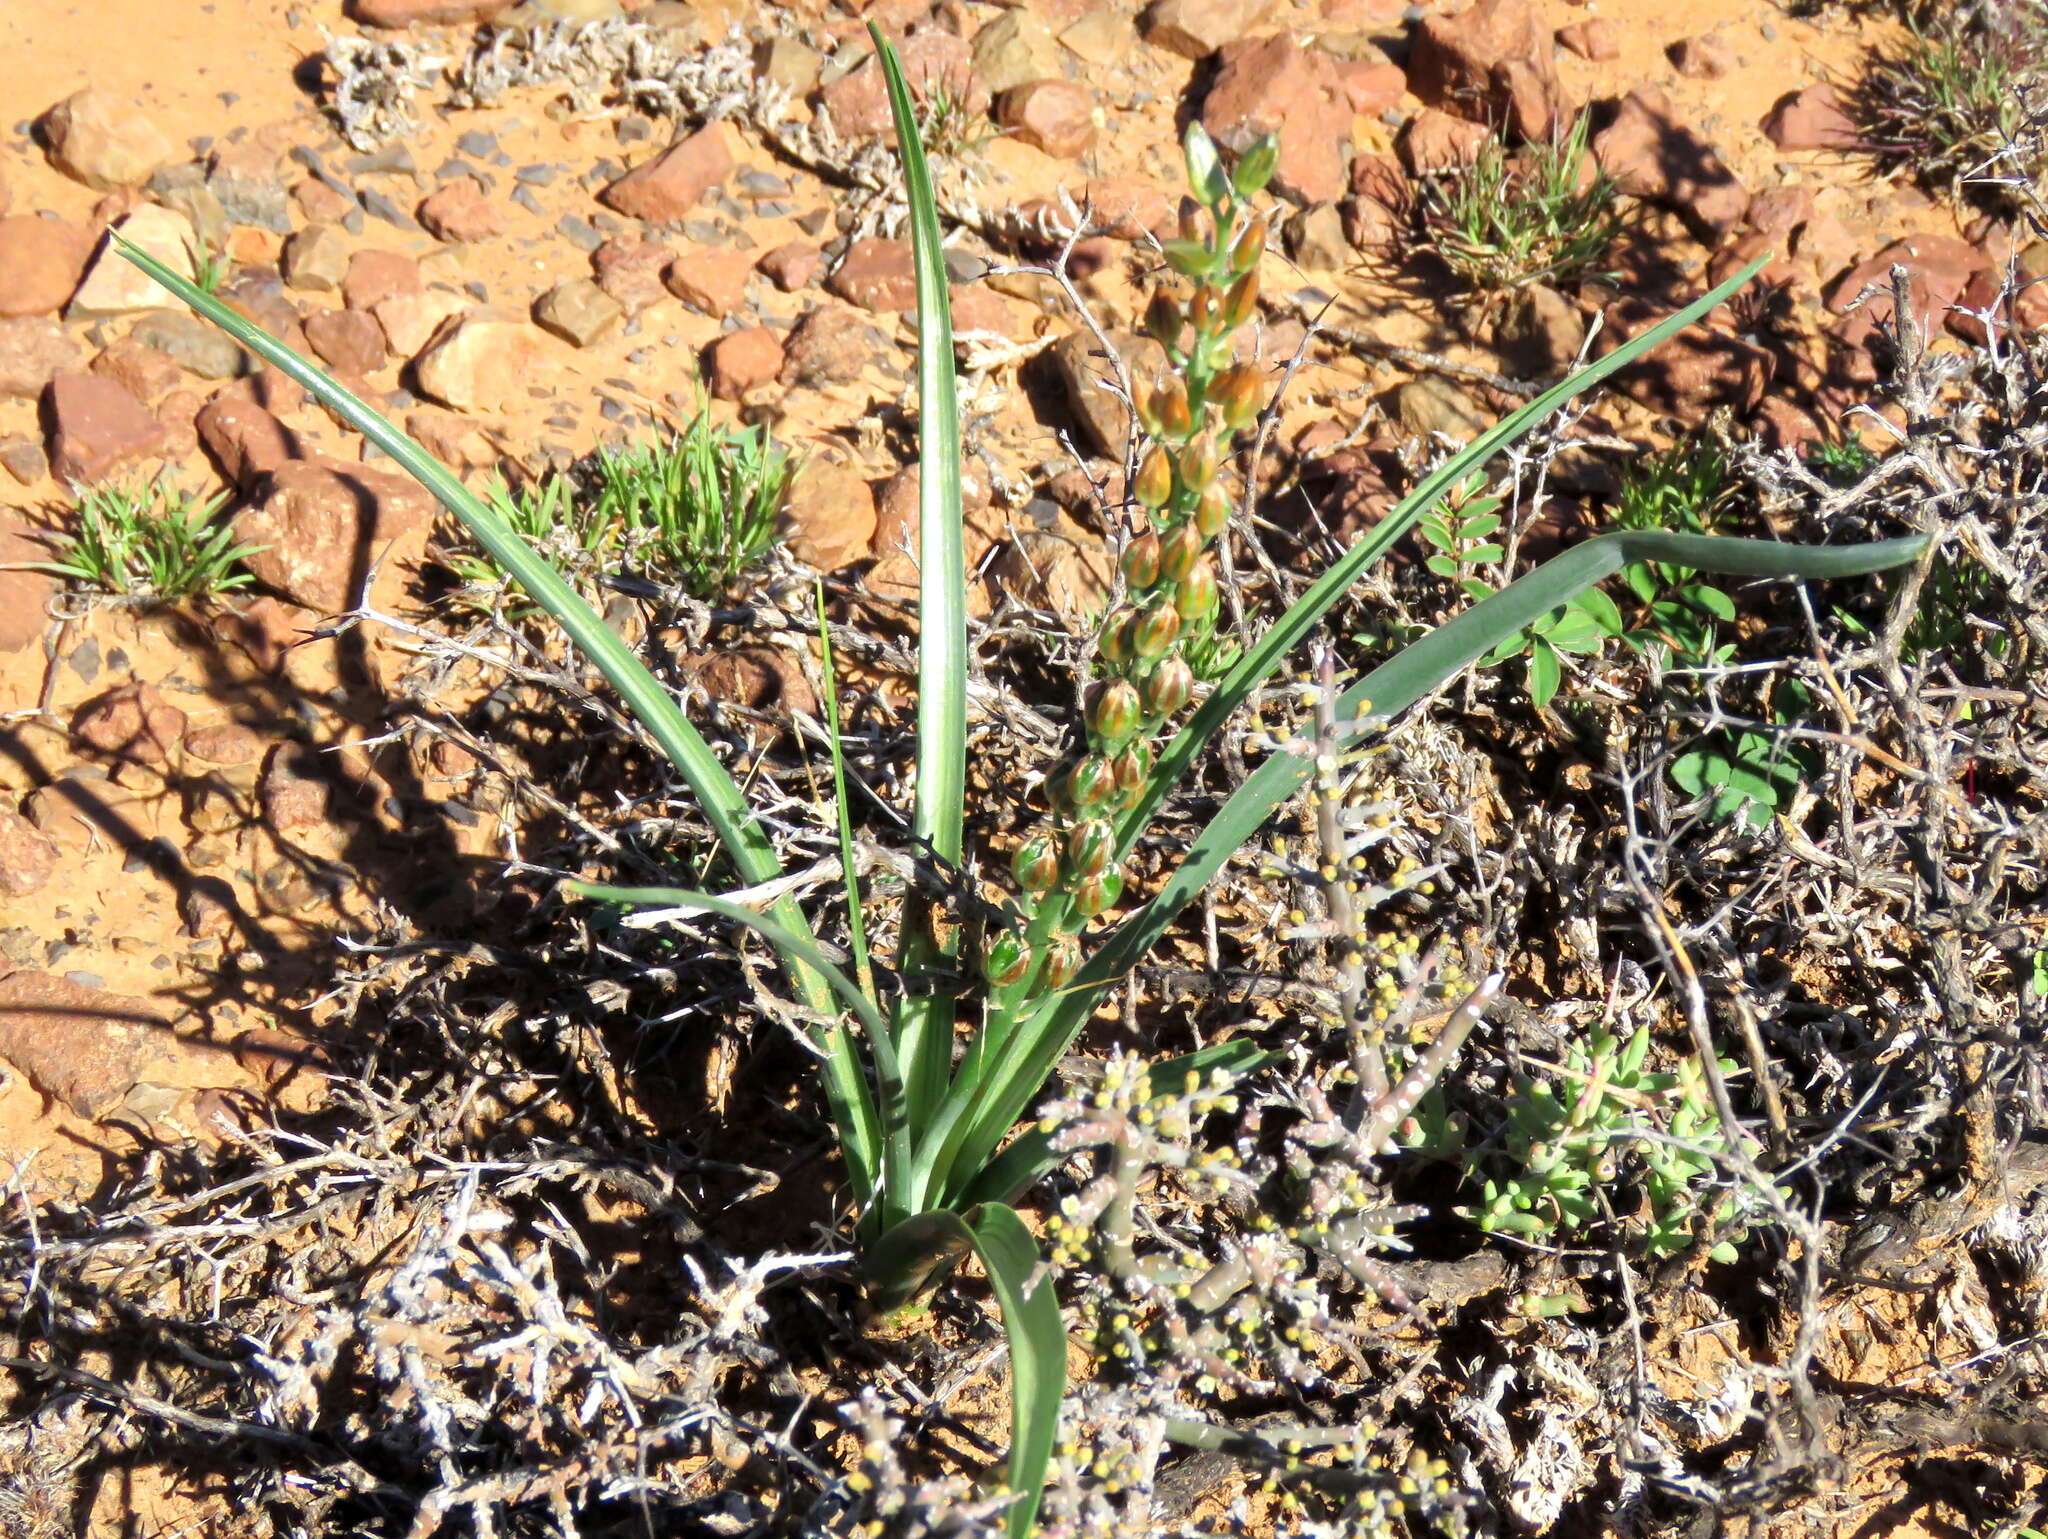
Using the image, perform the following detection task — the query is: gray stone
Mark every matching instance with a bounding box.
[128,311,249,379]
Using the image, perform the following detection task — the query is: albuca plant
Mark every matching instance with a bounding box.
[119,32,1930,1533]
[35,476,260,602]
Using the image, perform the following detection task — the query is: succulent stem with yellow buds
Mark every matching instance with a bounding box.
[984,123,1279,986]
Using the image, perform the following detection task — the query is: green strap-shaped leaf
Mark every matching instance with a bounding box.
[872,25,970,1151]
[934,527,1929,1194]
[866,1204,1064,1538]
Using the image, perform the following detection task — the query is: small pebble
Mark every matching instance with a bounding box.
[67,638,101,684]
[456,129,499,158]
[359,187,421,231]
[511,184,545,216]
[556,213,604,251]
[514,163,557,186]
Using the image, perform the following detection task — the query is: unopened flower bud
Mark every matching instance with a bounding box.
[982,929,1032,987]
[1222,269,1259,330]
[1130,599,1182,659]
[1013,833,1062,894]
[1067,753,1118,812]
[1086,678,1142,744]
[1112,741,1152,799]
[1190,285,1217,332]
[1098,605,1136,663]
[1073,867,1125,918]
[1063,819,1115,880]
[1120,532,1162,590]
[1175,558,1218,620]
[1230,215,1267,276]
[1134,444,1174,510]
[1043,936,1081,988]
[1141,656,1194,717]
[1177,197,1207,245]
[1159,521,1204,582]
[1146,379,1192,439]
[1143,291,1184,350]
[1213,363,1265,431]
[1194,481,1232,538]
[1179,433,1219,491]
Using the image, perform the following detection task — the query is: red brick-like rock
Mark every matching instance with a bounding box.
[817,34,985,138]
[1203,35,1352,206]
[826,239,918,312]
[664,246,756,317]
[783,454,876,571]
[997,80,1096,158]
[42,373,166,483]
[232,457,436,612]
[1555,18,1618,61]
[1139,0,1273,59]
[1407,0,1571,142]
[342,249,422,312]
[0,317,80,399]
[1825,235,1987,346]
[1397,108,1489,176]
[88,341,182,404]
[0,969,170,1119]
[592,237,673,315]
[1600,296,1771,415]
[756,242,822,292]
[1593,85,1748,241]
[1667,34,1737,79]
[0,517,56,650]
[197,396,309,490]
[1761,84,1861,152]
[0,810,57,897]
[0,217,94,318]
[418,176,505,242]
[599,124,734,224]
[1744,184,1816,239]
[780,305,891,388]
[304,308,389,376]
[707,326,786,400]
[73,682,187,768]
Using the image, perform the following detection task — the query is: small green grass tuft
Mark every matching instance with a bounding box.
[447,406,796,606]
[1849,5,2048,210]
[38,476,260,602]
[1417,111,1625,300]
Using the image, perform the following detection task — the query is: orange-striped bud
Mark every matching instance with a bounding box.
[1086,678,1142,744]
[1063,819,1116,880]
[1012,834,1062,894]
[1067,753,1118,812]
[1043,936,1081,988]
[1158,521,1204,583]
[1130,599,1182,659]
[1174,558,1218,621]
[1112,741,1152,800]
[1143,291,1183,350]
[1230,215,1267,276]
[982,929,1032,987]
[1141,656,1193,717]
[1222,269,1259,330]
[1190,284,1217,331]
[1193,481,1232,538]
[1213,363,1265,431]
[1134,444,1174,510]
[1121,531,1162,591]
[1072,867,1125,918]
[1147,379,1192,439]
[1179,433,1219,491]
[1098,605,1135,663]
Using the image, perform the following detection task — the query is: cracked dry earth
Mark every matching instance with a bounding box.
[0,0,2041,1535]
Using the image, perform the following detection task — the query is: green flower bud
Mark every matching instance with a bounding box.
[1141,656,1194,717]
[1098,605,1135,664]
[1120,532,1162,591]
[1012,833,1062,893]
[1222,269,1259,330]
[1086,678,1142,745]
[1231,134,1279,199]
[1130,599,1182,660]
[1043,936,1082,989]
[1189,284,1217,332]
[1067,752,1118,812]
[1073,867,1125,918]
[1179,433,1219,492]
[1158,521,1204,582]
[982,929,1032,987]
[1143,290,1183,351]
[1213,362,1265,432]
[1112,741,1152,802]
[1193,481,1232,538]
[1145,378,1192,439]
[1230,213,1267,275]
[1134,444,1174,510]
[1175,558,1218,620]
[1063,819,1115,880]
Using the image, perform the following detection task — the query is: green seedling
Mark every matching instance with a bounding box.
[32,476,260,602]
[120,31,1928,1527]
